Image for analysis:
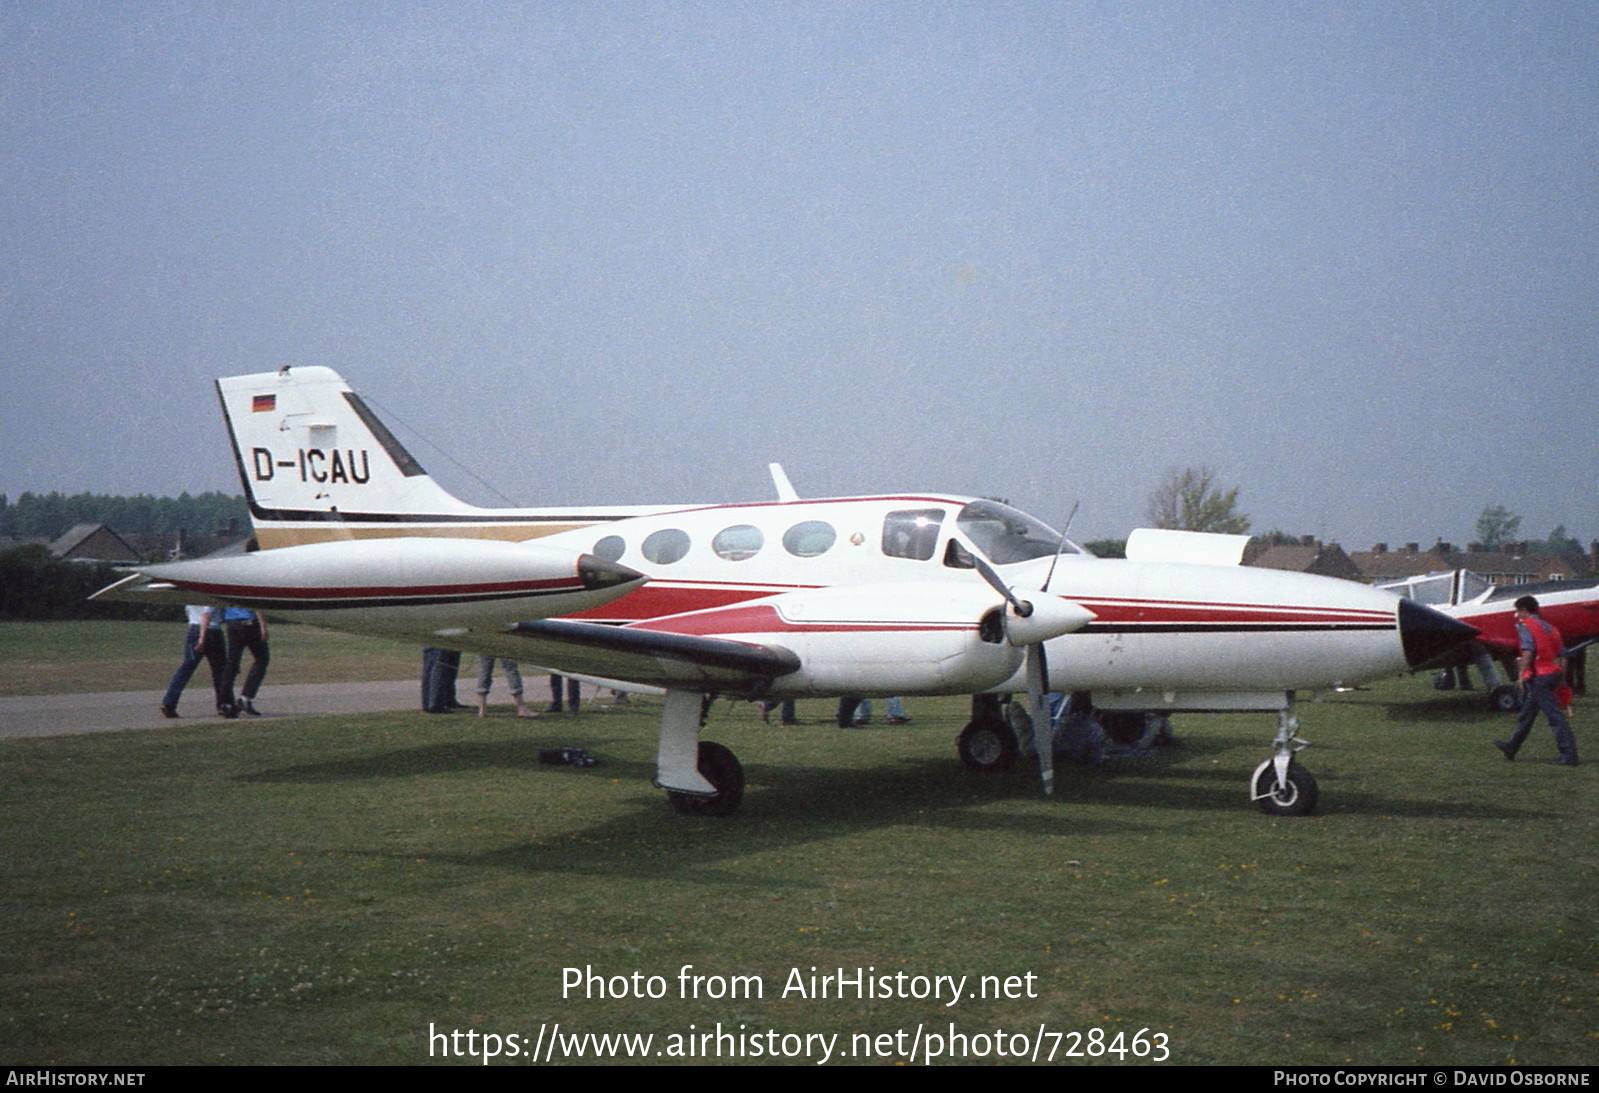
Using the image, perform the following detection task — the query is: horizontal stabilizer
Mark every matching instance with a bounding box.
[89,573,191,606]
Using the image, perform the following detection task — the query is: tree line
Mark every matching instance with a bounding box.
[1081,468,1590,566]
[0,491,248,542]
[0,491,249,621]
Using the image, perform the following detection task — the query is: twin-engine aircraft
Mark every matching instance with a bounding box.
[97,366,1477,817]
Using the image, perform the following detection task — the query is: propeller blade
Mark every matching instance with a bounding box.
[971,553,1031,617]
[1026,642,1054,796]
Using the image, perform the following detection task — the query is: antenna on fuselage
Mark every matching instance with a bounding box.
[769,463,799,502]
[1042,501,1080,593]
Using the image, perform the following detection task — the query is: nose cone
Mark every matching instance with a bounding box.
[1398,598,1479,669]
[1006,596,1096,645]
[577,553,646,591]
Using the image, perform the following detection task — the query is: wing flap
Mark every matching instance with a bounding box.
[89,572,194,606]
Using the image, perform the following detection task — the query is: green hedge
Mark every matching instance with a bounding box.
[0,546,176,621]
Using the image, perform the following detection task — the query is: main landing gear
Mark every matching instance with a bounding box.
[667,741,745,817]
[1249,707,1319,816]
[957,716,1018,772]
[1488,684,1523,713]
[956,694,1018,772]
[655,690,745,816]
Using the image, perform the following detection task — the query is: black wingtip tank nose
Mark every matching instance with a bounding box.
[577,553,646,591]
[1398,598,1480,669]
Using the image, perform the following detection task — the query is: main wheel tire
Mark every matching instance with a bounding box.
[667,741,744,817]
[1251,761,1319,817]
[957,718,1017,772]
[1489,685,1522,713]
[1101,711,1147,745]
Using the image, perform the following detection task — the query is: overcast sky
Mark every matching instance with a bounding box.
[3,2,1595,549]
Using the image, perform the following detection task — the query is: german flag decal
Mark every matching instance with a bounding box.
[252,394,276,412]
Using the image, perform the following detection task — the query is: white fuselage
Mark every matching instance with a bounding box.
[522,495,1413,704]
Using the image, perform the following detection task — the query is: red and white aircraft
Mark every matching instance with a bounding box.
[1377,569,1599,709]
[98,366,1478,817]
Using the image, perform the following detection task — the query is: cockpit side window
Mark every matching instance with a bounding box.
[1457,571,1491,603]
[943,539,975,569]
[881,508,945,561]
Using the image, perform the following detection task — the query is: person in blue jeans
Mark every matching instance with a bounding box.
[220,606,270,716]
[1496,596,1579,766]
[421,648,461,713]
[160,605,232,718]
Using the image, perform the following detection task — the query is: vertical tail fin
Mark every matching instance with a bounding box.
[218,367,480,548]
[217,366,667,549]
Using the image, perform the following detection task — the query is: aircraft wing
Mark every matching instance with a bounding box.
[506,619,801,692]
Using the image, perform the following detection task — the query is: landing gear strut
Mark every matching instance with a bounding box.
[1249,706,1319,816]
[656,689,745,816]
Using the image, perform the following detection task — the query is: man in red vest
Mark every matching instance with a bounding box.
[1495,596,1579,765]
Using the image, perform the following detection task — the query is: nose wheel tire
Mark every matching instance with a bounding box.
[667,741,744,817]
[1251,760,1319,817]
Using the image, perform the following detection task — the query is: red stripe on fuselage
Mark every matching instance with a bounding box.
[1072,597,1391,626]
[630,603,973,637]
[568,581,822,622]
[162,577,586,602]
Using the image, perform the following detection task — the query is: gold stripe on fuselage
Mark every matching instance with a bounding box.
[252,522,601,550]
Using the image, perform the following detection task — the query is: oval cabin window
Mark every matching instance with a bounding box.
[712,524,764,561]
[782,520,836,558]
[641,528,691,565]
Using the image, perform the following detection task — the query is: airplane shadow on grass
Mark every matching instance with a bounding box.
[1377,694,1511,725]
[235,725,1544,883]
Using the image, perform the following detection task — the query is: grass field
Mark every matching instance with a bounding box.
[1,623,1595,1065]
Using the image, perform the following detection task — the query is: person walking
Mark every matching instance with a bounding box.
[1495,596,1580,766]
[159,605,232,718]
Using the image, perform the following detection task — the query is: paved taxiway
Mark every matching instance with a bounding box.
[0,680,427,740]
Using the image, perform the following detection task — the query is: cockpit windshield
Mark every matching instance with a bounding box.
[1375,569,1493,607]
[955,500,1082,565]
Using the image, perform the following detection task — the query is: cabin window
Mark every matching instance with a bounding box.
[641,528,691,565]
[882,508,945,561]
[712,524,764,561]
[782,520,836,558]
[593,535,626,562]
